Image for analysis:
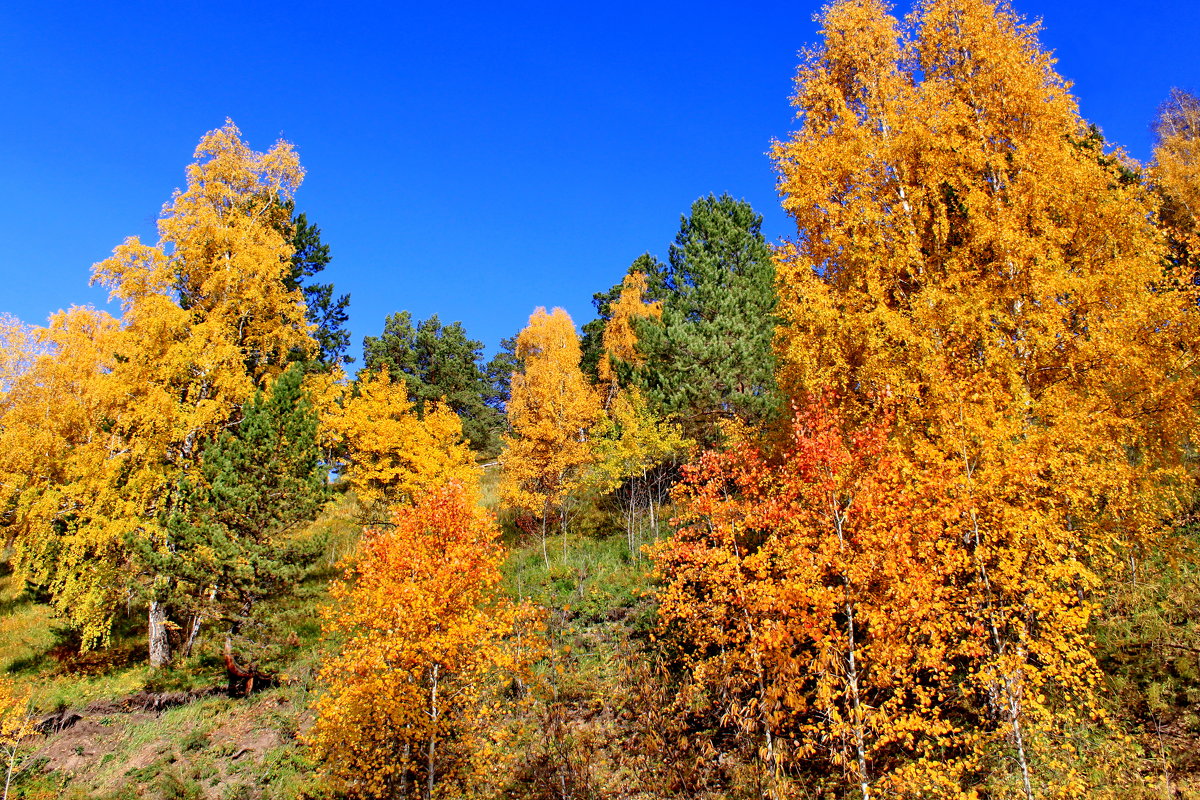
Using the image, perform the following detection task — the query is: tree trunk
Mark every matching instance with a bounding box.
[181,613,203,659]
[427,663,439,800]
[4,744,17,800]
[148,598,171,669]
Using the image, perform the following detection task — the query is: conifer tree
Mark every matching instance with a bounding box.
[363,312,506,454]
[632,195,779,445]
[153,365,328,685]
[283,203,352,370]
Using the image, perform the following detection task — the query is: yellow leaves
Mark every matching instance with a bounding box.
[500,307,601,521]
[0,306,129,647]
[589,387,691,495]
[760,0,1197,792]
[3,122,320,653]
[0,675,35,762]
[1154,88,1200,283]
[318,368,477,511]
[597,270,661,391]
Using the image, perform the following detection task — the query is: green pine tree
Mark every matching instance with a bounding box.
[282,203,352,370]
[630,194,779,445]
[156,365,328,688]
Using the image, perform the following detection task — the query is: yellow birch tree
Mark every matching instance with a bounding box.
[500,307,601,566]
[768,0,1199,794]
[315,367,478,515]
[1153,88,1200,283]
[4,120,314,664]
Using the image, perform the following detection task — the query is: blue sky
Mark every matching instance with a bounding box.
[2,0,1197,361]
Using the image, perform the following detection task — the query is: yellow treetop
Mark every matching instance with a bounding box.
[317,368,477,511]
[597,271,662,397]
[1154,88,1200,280]
[500,307,601,526]
[767,0,1200,793]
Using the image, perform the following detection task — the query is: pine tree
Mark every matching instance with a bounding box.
[363,312,505,455]
[282,203,352,370]
[153,365,328,689]
[631,195,779,445]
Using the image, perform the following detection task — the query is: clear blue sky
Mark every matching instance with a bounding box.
[2,1,1197,361]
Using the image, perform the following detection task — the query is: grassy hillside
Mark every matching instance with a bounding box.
[0,471,674,800]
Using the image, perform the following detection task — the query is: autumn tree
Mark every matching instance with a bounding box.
[0,307,127,646]
[500,308,601,564]
[362,312,507,454]
[770,0,1200,793]
[308,483,528,799]
[579,253,665,382]
[1153,88,1200,282]
[596,270,662,404]
[1,121,316,666]
[652,396,963,798]
[317,368,477,515]
[631,195,779,445]
[589,387,690,556]
[0,677,36,800]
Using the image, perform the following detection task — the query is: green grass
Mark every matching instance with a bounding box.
[502,531,654,627]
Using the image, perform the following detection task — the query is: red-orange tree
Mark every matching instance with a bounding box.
[652,395,962,798]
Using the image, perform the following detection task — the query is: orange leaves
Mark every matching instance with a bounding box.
[652,394,960,794]
[308,483,532,798]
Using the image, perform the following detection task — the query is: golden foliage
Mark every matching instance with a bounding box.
[597,271,661,397]
[0,675,36,800]
[761,0,1199,793]
[307,483,535,799]
[1154,88,1200,278]
[500,308,601,533]
[317,368,477,512]
[1,121,315,651]
[0,307,131,645]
